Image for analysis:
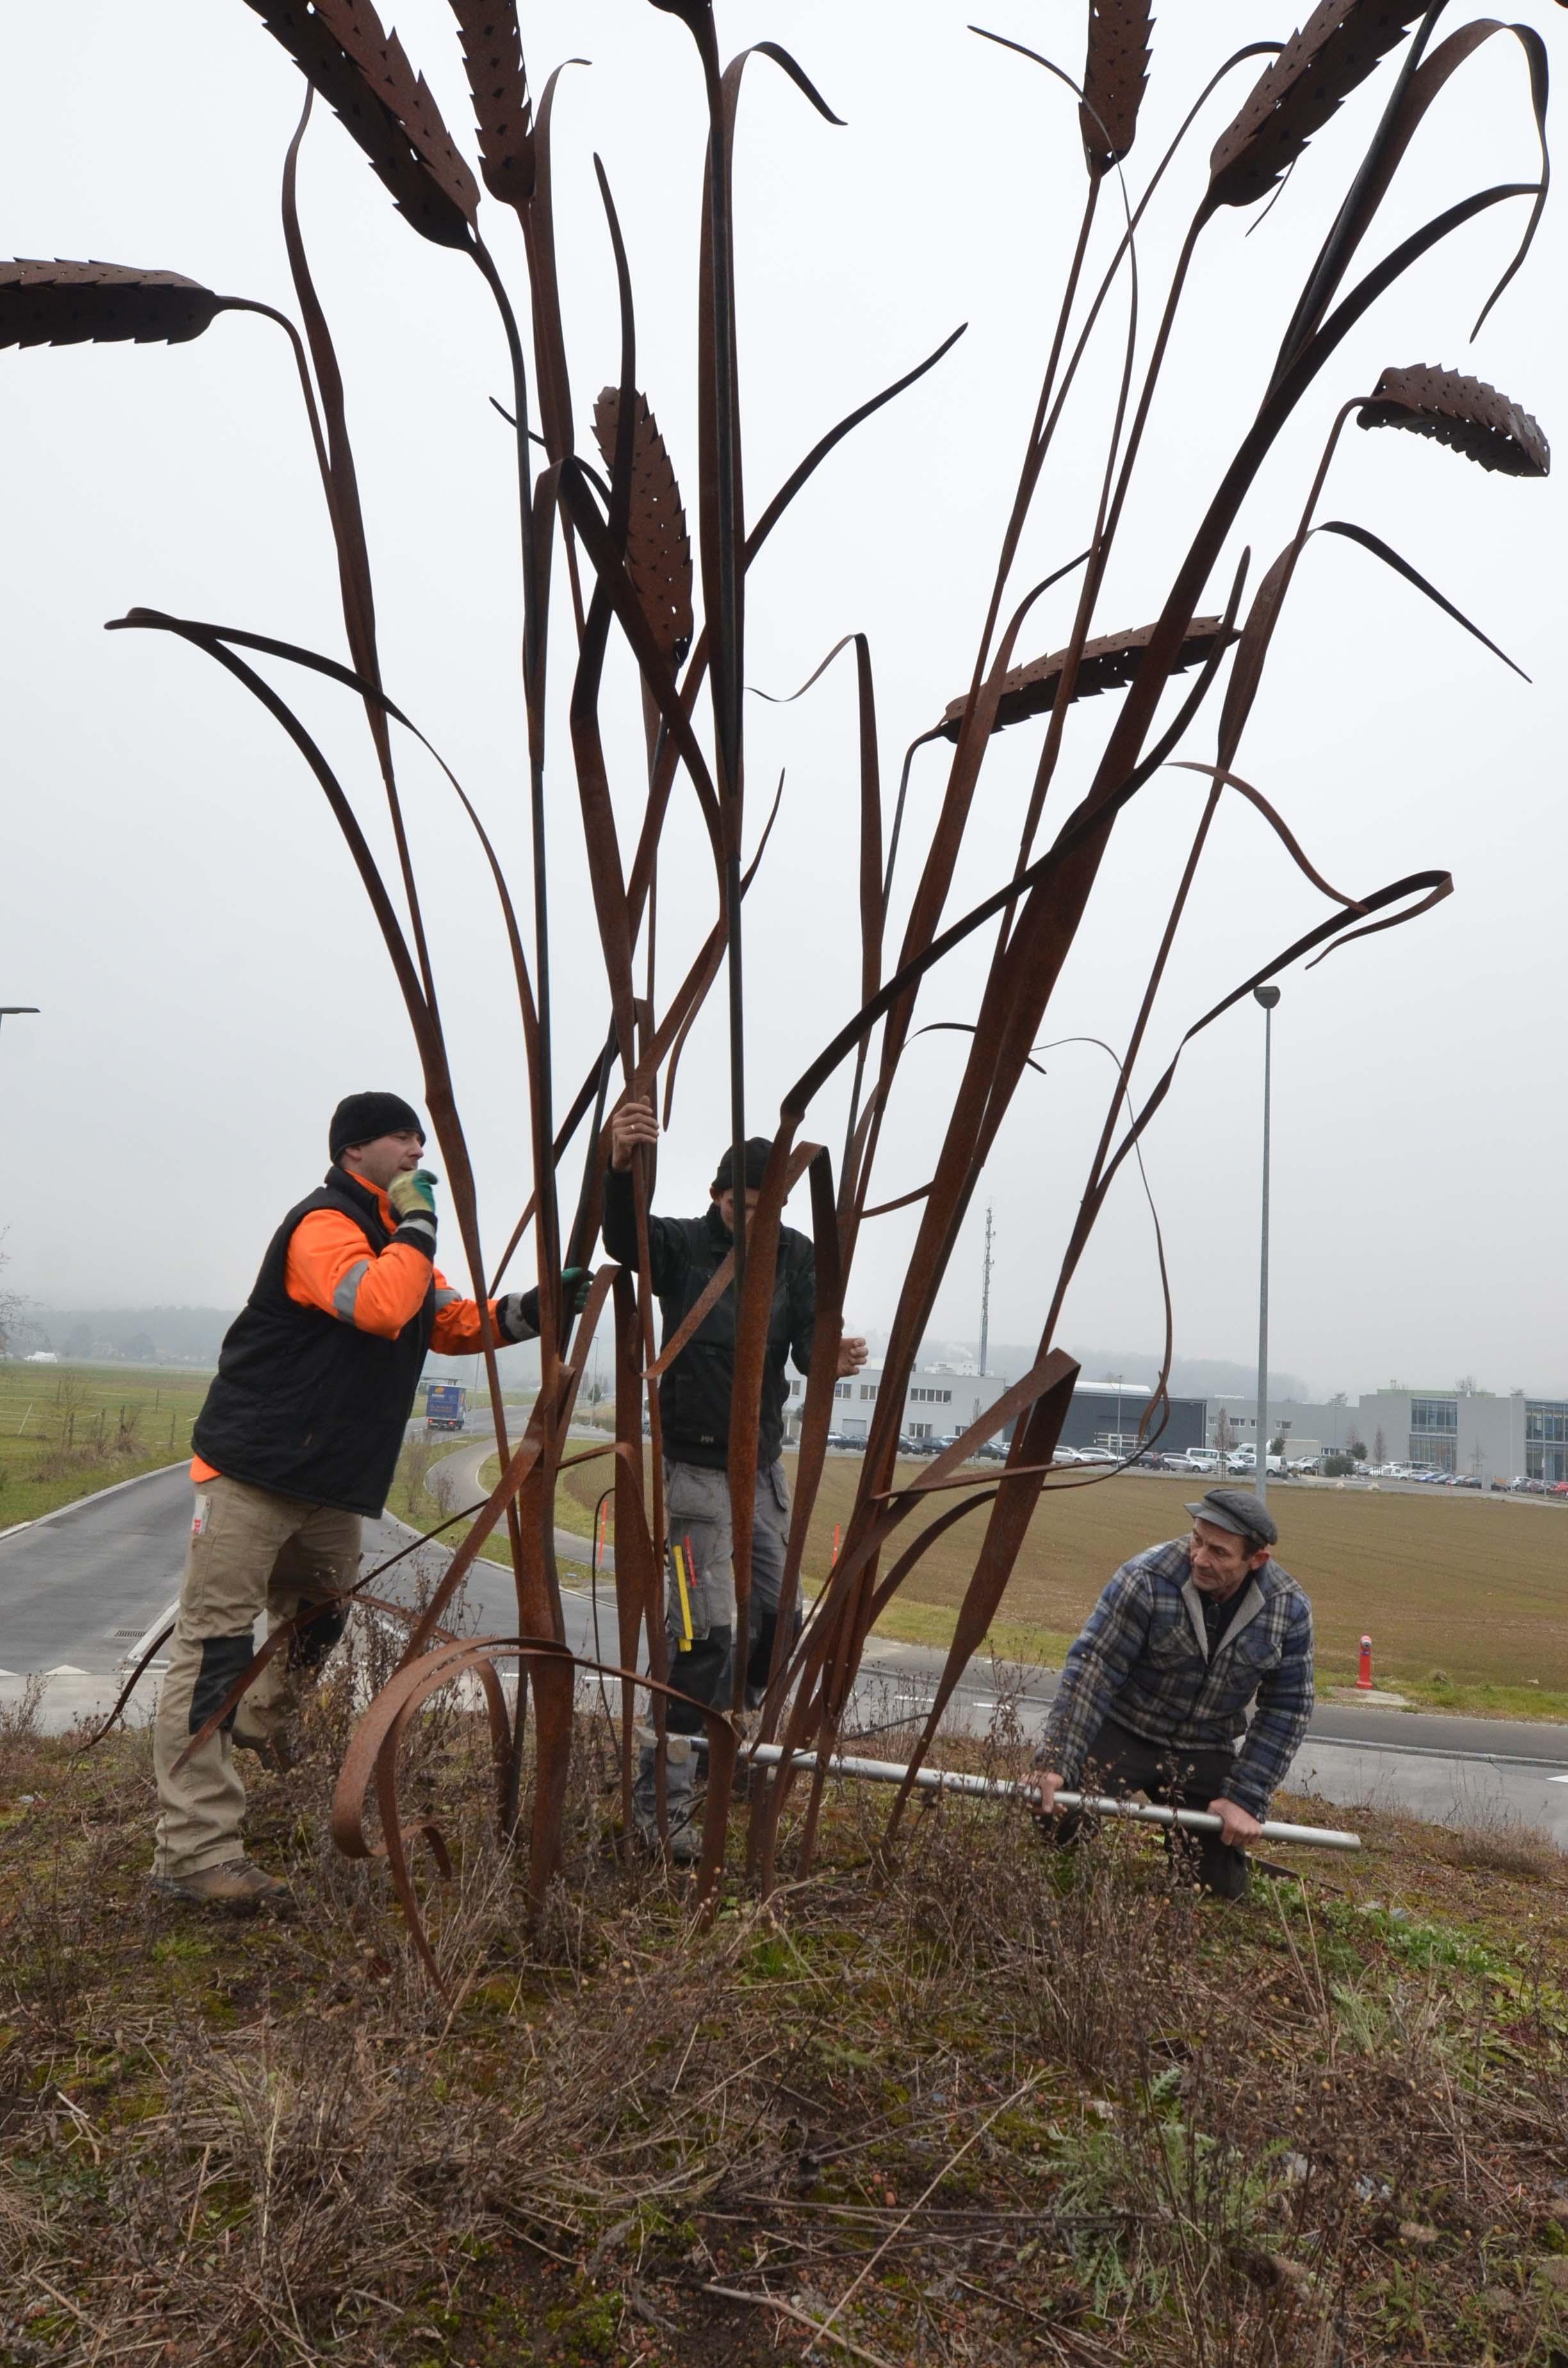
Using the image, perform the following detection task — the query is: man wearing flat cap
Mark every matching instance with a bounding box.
[152,1092,569,1909]
[1029,1488,1314,1898]
[605,1102,867,1855]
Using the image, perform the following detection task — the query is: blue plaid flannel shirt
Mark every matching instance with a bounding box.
[1036,1536,1315,1818]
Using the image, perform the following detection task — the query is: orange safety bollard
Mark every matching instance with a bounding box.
[1357,1633,1373,1690]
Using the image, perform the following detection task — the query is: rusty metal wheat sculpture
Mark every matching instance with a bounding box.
[13,0,1556,1982]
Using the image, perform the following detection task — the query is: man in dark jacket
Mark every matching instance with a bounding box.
[1028,1490,1314,1898]
[151,1092,559,1908]
[605,1100,867,1855]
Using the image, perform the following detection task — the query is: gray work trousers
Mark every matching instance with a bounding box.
[662,1456,793,1727]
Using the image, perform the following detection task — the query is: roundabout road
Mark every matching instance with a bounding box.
[0,1460,1564,1845]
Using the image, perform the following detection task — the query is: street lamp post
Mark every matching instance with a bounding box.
[1253,985,1280,1509]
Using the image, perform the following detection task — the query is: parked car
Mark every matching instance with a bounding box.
[1050,1446,1084,1468]
[1551,1481,1568,1498]
[1074,1447,1118,1467]
[976,1440,1008,1462]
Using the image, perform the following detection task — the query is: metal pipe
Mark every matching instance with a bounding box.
[690,1736,1360,1850]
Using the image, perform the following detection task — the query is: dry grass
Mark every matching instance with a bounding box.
[1,1624,1566,2366]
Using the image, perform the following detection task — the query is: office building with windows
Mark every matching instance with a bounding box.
[1352,1388,1567,1481]
[1207,1385,1568,1482]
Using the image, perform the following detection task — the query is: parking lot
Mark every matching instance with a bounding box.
[814,1433,1567,1506]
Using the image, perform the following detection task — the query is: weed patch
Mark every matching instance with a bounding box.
[0,1683,1565,2365]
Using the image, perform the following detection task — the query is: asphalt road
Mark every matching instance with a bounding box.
[0,1463,194,1678]
[2,1461,1565,1844]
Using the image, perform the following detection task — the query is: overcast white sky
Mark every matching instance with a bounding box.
[1,3,1564,1401]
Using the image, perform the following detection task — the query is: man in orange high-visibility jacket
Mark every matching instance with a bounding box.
[151,1091,573,1909]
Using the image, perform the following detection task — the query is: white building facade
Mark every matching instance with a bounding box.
[785,1362,1008,1443]
[1206,1386,1568,1482]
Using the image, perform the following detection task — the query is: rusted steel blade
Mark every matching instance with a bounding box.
[0,261,228,347]
[1357,364,1549,476]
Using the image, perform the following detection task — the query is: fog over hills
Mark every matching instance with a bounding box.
[8,1302,1314,1406]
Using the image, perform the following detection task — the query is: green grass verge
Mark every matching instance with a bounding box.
[0,1358,211,1527]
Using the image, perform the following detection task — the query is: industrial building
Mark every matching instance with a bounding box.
[789,1367,1207,1456]
[788,1362,1007,1443]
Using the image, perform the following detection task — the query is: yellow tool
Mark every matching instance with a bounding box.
[673,1534,696,1652]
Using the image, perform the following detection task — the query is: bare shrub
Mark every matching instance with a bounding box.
[1438,1804,1563,1882]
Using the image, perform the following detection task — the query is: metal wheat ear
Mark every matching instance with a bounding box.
[10,0,1555,1965]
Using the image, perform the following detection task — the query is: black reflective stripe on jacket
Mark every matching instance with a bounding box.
[601,1169,815,1470]
[193,1165,434,1516]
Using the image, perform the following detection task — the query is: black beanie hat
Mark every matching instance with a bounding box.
[712,1135,773,1192]
[330,1092,425,1162]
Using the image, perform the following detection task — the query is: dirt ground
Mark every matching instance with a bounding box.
[3,1629,1566,2368]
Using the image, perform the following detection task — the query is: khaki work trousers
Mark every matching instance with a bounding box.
[151,1475,361,1878]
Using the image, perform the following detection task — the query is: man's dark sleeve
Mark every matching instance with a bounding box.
[787,1234,817,1373]
[601,1167,686,1296]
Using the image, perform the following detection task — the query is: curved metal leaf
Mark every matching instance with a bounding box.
[450,0,534,206]
[1357,365,1549,477]
[0,261,225,349]
[1316,520,1530,676]
[1209,1,1426,211]
[1081,0,1153,177]
[592,387,694,668]
[241,0,473,248]
[936,615,1235,743]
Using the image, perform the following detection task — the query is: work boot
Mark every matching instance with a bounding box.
[632,1730,701,1864]
[150,1858,291,1911]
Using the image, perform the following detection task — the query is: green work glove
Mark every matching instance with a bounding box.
[388,1167,439,1238]
[501,1267,593,1344]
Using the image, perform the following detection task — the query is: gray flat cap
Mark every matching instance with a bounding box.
[1184,1487,1278,1548]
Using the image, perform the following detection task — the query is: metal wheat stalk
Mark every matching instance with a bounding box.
[5,0,1555,1978]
